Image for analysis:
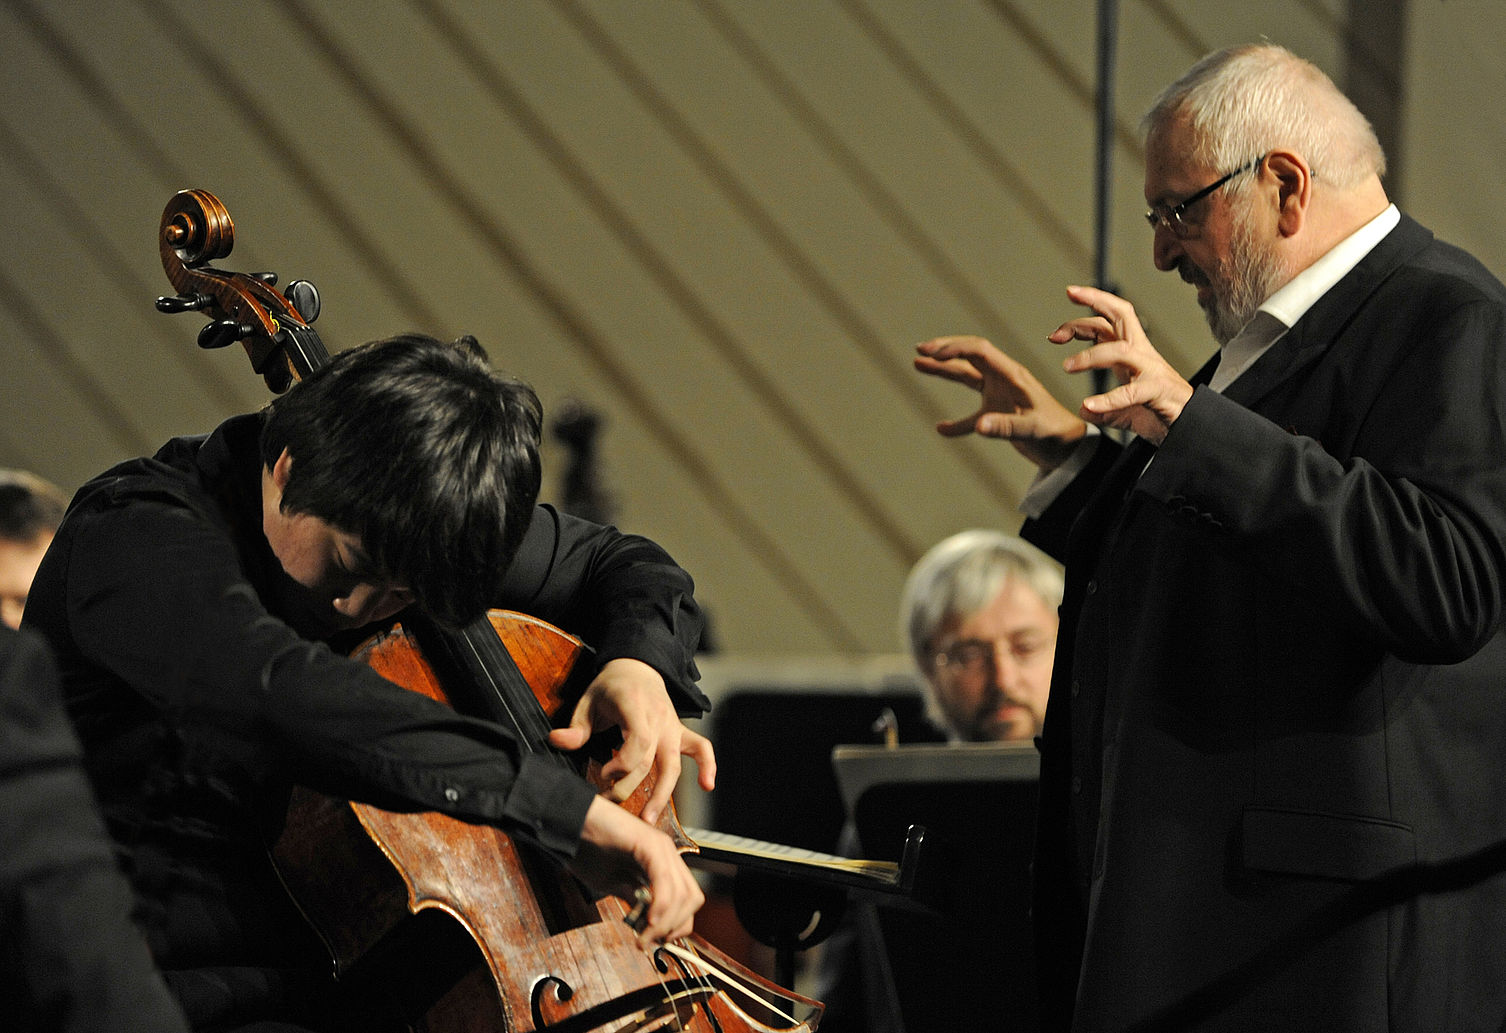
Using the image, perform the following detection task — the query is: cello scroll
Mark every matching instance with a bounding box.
[156,187,327,392]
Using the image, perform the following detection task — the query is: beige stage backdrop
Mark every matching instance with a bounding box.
[3,0,1501,656]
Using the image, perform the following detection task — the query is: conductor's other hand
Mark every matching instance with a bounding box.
[915,334,1088,473]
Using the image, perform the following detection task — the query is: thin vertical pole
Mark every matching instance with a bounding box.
[1092,0,1119,396]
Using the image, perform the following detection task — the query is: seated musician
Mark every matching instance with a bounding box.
[814,529,1062,1033]
[21,333,717,1032]
[901,528,1062,745]
[0,468,68,630]
[1,623,192,1033]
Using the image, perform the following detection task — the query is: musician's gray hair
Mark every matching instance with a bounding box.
[901,530,1062,673]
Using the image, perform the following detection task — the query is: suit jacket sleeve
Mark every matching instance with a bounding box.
[1142,282,1506,663]
[45,487,597,861]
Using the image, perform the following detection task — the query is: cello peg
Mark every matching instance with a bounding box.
[284,279,321,323]
[155,292,212,314]
[251,271,279,285]
[198,319,251,351]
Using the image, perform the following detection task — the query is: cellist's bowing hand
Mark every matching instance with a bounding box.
[572,795,705,946]
[1051,285,1194,446]
[548,657,716,827]
[914,334,1089,473]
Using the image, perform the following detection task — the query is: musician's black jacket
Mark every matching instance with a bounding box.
[1,624,191,1033]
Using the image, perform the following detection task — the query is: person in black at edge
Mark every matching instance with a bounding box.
[21,333,717,1032]
[0,468,68,630]
[1,622,191,1033]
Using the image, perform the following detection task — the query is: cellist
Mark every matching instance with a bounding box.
[22,332,717,1032]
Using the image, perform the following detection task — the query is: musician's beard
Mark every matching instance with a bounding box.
[973,699,1039,743]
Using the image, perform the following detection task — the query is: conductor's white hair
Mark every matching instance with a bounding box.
[1143,43,1386,191]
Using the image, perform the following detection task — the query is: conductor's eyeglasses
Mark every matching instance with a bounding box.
[1144,155,1264,237]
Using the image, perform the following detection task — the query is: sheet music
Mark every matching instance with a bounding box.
[683,826,900,878]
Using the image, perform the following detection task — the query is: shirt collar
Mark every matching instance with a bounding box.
[1259,203,1400,328]
[1208,204,1400,393]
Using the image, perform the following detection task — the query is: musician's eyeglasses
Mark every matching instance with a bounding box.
[933,638,1051,677]
[1144,155,1265,238]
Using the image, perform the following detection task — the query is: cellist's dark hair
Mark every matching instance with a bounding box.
[260,333,543,627]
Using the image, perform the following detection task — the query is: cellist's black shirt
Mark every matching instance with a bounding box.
[21,413,709,1030]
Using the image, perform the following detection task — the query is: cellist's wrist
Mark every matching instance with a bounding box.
[501,753,598,860]
[594,657,665,692]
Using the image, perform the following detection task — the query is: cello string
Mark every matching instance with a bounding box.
[659,935,718,1027]
[643,936,685,1033]
[656,940,802,1028]
[605,890,681,1033]
[457,618,769,1030]
[624,888,714,1031]
[452,620,557,753]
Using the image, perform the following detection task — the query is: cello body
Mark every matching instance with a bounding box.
[272,612,820,1032]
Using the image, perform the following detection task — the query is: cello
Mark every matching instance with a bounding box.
[156,188,822,1032]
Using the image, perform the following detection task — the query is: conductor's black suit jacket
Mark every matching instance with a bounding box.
[1025,214,1506,1033]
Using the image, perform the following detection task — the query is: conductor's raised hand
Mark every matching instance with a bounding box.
[1051,285,1194,445]
[914,334,1088,473]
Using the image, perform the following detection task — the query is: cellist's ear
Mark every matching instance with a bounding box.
[270,448,294,491]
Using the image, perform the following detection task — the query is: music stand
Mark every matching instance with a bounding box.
[828,742,1042,1033]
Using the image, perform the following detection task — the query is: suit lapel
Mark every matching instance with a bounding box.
[1223,214,1434,410]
